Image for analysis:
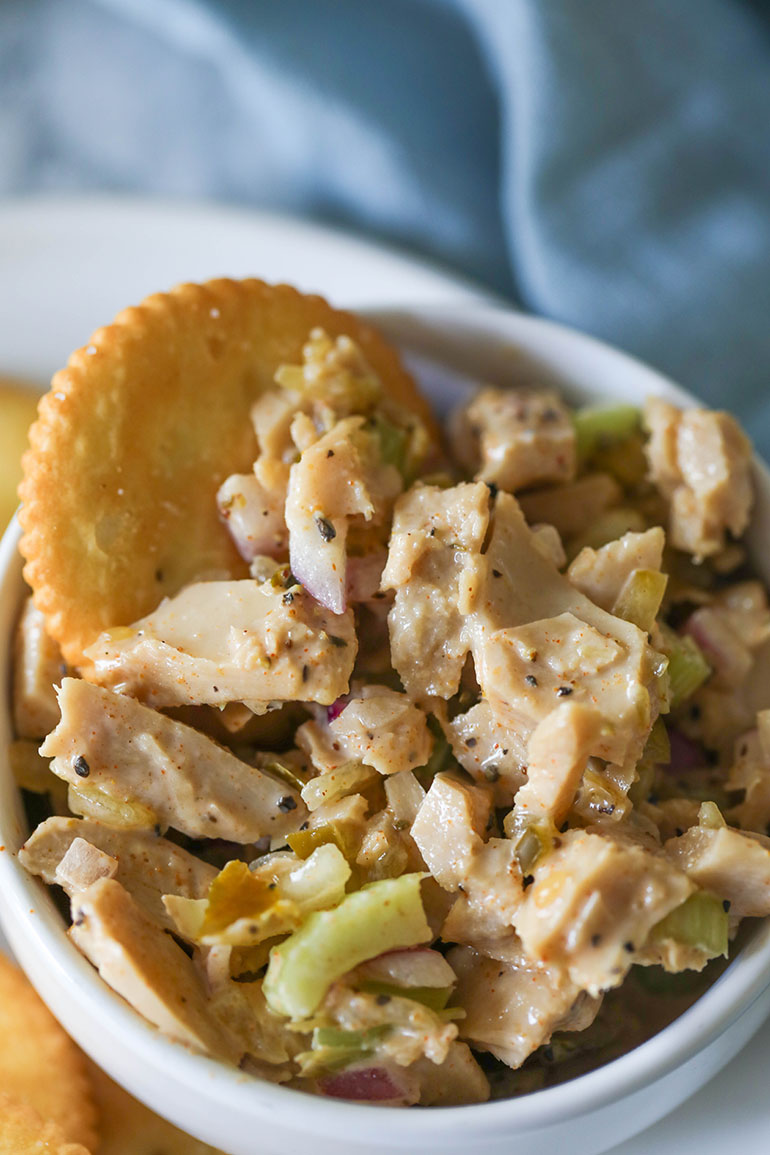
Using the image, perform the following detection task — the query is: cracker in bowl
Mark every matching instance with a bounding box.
[18,279,433,667]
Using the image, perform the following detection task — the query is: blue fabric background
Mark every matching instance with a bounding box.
[2,0,769,445]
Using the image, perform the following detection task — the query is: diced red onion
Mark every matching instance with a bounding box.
[667,728,706,773]
[319,1065,411,1103]
[326,696,349,723]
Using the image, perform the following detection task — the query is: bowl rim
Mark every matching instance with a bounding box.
[2,300,770,1142]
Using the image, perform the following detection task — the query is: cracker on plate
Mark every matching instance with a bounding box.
[0,954,98,1149]
[19,279,432,666]
[0,1094,91,1155]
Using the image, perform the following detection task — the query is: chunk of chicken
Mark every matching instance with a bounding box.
[70,878,238,1062]
[217,472,288,561]
[568,528,665,611]
[449,387,576,493]
[19,815,217,931]
[286,416,401,615]
[515,828,692,995]
[41,679,306,842]
[382,481,491,698]
[727,718,770,834]
[512,702,604,827]
[665,824,770,918]
[644,398,753,560]
[84,578,356,709]
[445,699,528,804]
[447,946,591,1069]
[468,494,664,766]
[518,473,622,539]
[411,1041,490,1105]
[296,687,432,777]
[13,597,63,739]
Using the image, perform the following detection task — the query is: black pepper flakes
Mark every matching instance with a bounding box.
[723,899,731,912]
[375,994,391,1006]
[466,737,477,748]
[556,686,573,697]
[492,569,502,579]
[591,934,602,947]
[624,941,634,953]
[483,765,500,783]
[486,482,499,499]
[525,674,538,687]
[282,591,295,605]
[327,449,335,458]
[328,635,347,648]
[315,514,337,542]
[73,755,90,778]
[522,874,534,890]
[278,796,297,812]
[302,664,309,684]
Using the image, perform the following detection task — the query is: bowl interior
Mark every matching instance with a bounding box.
[2,303,770,1154]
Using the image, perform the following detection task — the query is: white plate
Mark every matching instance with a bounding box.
[0,195,767,1155]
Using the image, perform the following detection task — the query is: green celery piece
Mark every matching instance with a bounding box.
[650,891,728,959]
[263,873,431,1019]
[573,404,641,461]
[660,626,712,709]
[357,979,452,1012]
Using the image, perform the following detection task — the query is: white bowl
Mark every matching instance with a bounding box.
[2,304,770,1155]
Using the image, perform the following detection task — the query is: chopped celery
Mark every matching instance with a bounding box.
[644,717,672,766]
[659,625,712,709]
[262,759,311,793]
[357,979,452,1012]
[612,569,668,633]
[650,892,728,959]
[366,413,410,475]
[263,873,431,1019]
[573,404,641,461]
[296,1025,390,1076]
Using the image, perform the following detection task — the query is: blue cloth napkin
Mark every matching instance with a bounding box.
[2,0,769,446]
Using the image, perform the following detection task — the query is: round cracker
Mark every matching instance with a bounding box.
[0,955,98,1149]
[86,1060,226,1155]
[0,1094,91,1154]
[19,279,434,666]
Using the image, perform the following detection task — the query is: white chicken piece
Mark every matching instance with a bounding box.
[567,528,666,611]
[447,946,594,1069]
[296,686,432,777]
[41,679,306,842]
[665,824,770,918]
[518,473,622,539]
[382,481,491,698]
[449,386,576,493]
[53,838,118,892]
[644,398,753,560]
[446,699,528,804]
[19,815,217,932]
[285,415,401,615]
[515,827,692,995]
[216,472,288,561]
[512,702,604,827]
[84,578,356,709]
[70,878,238,1062]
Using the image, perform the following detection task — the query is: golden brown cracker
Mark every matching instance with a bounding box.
[86,1061,226,1155]
[0,955,98,1149]
[0,376,42,530]
[18,279,432,666]
[0,1093,91,1154]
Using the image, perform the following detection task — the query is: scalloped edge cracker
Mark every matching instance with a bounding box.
[0,1095,91,1155]
[0,955,98,1149]
[19,279,432,665]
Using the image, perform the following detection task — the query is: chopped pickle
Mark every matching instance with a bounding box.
[263,873,431,1019]
[698,800,726,830]
[202,860,276,937]
[650,892,728,960]
[300,762,379,812]
[612,569,668,633]
[288,821,359,862]
[573,404,642,462]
